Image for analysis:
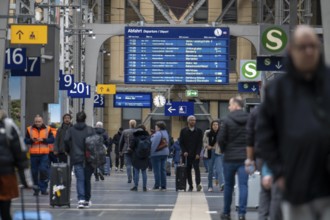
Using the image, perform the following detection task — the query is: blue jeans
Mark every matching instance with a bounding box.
[124,154,132,181]
[133,168,147,188]
[208,151,224,188]
[223,162,248,216]
[150,155,167,189]
[30,154,49,193]
[74,163,94,201]
[203,158,209,172]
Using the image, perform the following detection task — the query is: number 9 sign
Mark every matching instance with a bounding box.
[59,72,74,90]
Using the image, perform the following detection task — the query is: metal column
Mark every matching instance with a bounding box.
[321,0,330,65]
[0,1,10,111]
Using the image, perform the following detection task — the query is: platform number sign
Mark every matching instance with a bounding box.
[11,57,41,76]
[94,94,105,108]
[5,48,27,70]
[67,82,91,98]
[59,72,74,90]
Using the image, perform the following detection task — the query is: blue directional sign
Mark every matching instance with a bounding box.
[59,71,74,90]
[94,94,105,108]
[11,57,40,76]
[238,82,260,93]
[114,92,152,108]
[165,102,194,116]
[256,56,285,71]
[5,48,27,70]
[124,27,230,85]
[67,82,91,98]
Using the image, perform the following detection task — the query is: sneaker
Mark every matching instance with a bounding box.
[120,169,124,172]
[220,214,231,220]
[238,216,245,220]
[41,191,49,195]
[84,201,92,208]
[188,186,193,192]
[115,167,118,172]
[208,187,213,192]
[143,187,147,192]
[99,173,105,181]
[152,186,159,191]
[77,200,85,209]
[160,187,166,192]
[130,186,138,191]
[197,185,202,192]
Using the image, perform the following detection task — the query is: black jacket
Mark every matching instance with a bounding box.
[0,118,32,187]
[113,131,122,154]
[131,129,150,170]
[179,127,203,160]
[218,109,249,163]
[54,123,72,154]
[256,58,330,205]
[64,122,95,165]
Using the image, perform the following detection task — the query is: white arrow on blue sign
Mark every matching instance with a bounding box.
[256,56,285,71]
[165,102,194,116]
[237,82,260,93]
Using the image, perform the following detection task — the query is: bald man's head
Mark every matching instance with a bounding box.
[289,25,321,79]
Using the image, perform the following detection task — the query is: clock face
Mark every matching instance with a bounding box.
[153,95,166,107]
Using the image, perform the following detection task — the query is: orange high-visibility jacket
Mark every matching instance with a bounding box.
[49,127,57,152]
[27,126,51,155]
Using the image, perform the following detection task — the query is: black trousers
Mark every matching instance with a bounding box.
[186,158,201,187]
[115,153,124,169]
[0,200,12,220]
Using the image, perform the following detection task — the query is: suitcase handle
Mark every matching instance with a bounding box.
[19,185,41,220]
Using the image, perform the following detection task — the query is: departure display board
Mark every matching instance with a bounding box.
[113,92,152,108]
[124,27,230,85]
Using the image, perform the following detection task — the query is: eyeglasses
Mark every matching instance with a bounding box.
[293,43,319,52]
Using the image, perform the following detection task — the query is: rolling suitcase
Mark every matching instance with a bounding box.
[49,163,71,207]
[175,157,187,191]
[235,172,261,209]
[14,187,52,220]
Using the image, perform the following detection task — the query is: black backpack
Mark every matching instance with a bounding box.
[135,135,151,159]
[85,129,106,168]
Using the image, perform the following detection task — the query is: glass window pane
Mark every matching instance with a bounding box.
[219,101,230,119]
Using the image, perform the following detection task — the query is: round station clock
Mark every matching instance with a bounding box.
[153,95,166,107]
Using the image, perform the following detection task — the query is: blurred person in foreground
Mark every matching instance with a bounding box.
[256,25,330,220]
[0,110,33,220]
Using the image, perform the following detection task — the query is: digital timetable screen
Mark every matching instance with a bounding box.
[113,92,152,108]
[124,27,230,85]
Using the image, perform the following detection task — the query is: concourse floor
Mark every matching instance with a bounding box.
[11,168,259,220]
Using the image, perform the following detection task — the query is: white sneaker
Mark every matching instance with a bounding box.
[208,187,213,192]
[77,200,85,209]
[84,200,92,208]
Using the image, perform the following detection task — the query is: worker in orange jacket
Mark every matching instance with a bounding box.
[24,115,54,196]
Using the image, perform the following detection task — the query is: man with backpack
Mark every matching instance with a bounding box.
[130,124,151,192]
[119,120,136,183]
[64,111,95,209]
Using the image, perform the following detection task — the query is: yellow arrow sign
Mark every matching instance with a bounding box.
[96,84,116,94]
[11,25,48,44]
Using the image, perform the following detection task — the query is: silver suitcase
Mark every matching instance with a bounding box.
[235,172,261,209]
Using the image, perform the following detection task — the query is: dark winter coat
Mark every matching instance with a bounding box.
[64,122,95,165]
[256,57,330,205]
[131,128,150,170]
[217,109,249,163]
[54,123,72,154]
[179,127,203,160]
[95,127,110,156]
[113,131,122,154]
